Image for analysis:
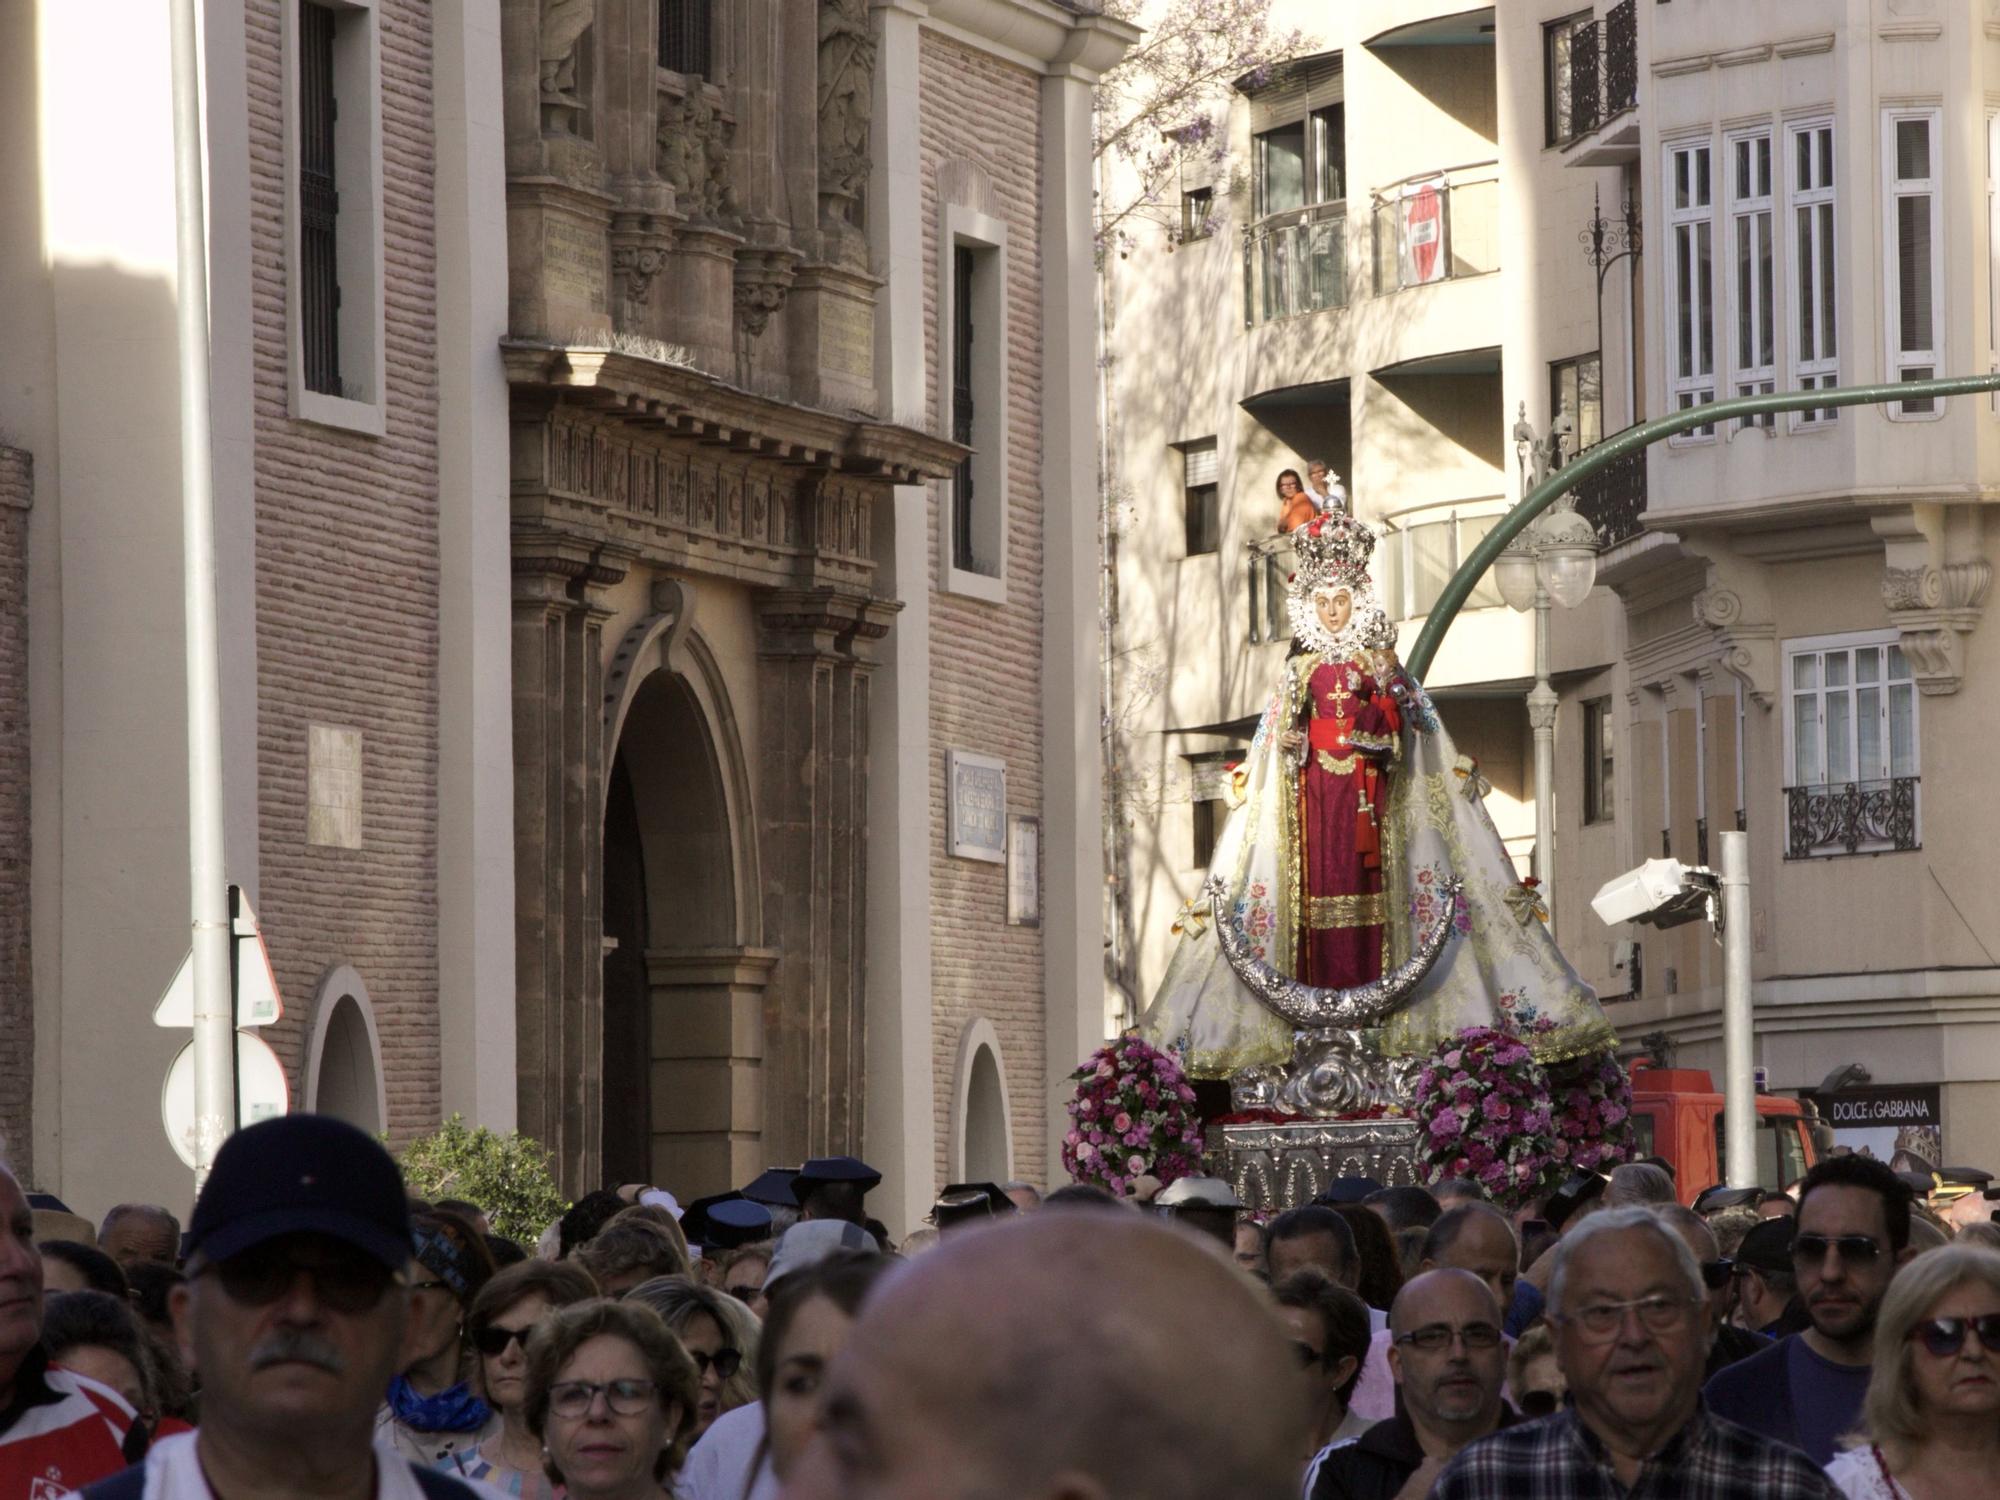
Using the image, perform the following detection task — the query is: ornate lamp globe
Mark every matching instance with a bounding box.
[1495,534,1540,613]
[1535,508,1600,610]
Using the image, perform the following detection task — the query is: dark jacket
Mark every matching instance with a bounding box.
[1702,1335,1800,1455]
[1704,1320,1770,1381]
[1306,1406,1517,1500]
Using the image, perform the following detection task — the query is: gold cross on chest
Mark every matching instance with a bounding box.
[1322,671,1355,718]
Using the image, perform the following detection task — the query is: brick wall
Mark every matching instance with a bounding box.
[919,34,1050,1189]
[0,448,29,1179]
[245,0,441,1138]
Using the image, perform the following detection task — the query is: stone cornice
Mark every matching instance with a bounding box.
[922,0,1139,79]
[501,340,967,483]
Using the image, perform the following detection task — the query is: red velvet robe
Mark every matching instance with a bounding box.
[1296,656,1401,987]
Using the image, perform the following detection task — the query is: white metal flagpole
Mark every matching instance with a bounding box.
[1720,830,1756,1188]
[168,0,238,1190]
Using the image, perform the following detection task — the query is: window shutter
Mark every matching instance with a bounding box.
[1247,55,1343,135]
[1182,440,1219,488]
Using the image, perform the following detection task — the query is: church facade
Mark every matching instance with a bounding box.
[0,0,1129,1236]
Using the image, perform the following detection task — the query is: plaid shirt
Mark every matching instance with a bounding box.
[1431,1403,1840,1500]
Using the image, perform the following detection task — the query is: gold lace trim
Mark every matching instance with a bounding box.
[1308,892,1388,929]
[1316,750,1360,775]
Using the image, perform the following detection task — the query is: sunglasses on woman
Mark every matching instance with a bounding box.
[690,1347,743,1380]
[473,1325,533,1357]
[1911,1314,2000,1358]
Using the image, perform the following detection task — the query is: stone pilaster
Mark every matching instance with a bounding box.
[512,534,625,1192]
[754,585,897,1164]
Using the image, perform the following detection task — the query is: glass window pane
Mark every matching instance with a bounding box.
[1677,227,1694,377]
[1696,147,1711,207]
[1826,693,1853,782]
[1890,684,1917,777]
[1578,357,1602,447]
[1796,207,1815,362]
[1696,222,1714,373]
[1825,652,1848,688]
[1796,129,1810,191]
[1735,139,1750,200]
[1889,645,1910,680]
[1858,687,1881,778]
[1897,118,1931,181]
[1736,222,1753,368]
[1259,124,1306,216]
[1676,149,1690,211]
[1794,694,1822,784]
[1899,195,1934,352]
[1818,204,1837,358]
[1856,648,1880,684]
[1757,217,1774,367]
[1460,515,1502,609]
[1757,135,1771,194]
[1793,655,1817,690]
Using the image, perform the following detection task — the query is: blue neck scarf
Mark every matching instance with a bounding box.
[385,1374,492,1434]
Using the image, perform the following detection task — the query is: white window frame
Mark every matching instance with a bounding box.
[1786,118,1839,428]
[282,0,386,437]
[1882,107,1945,420]
[1665,138,1717,442]
[1781,629,1922,853]
[938,204,1010,602]
[1726,128,1776,433]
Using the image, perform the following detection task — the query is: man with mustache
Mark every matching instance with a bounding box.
[1703,1155,1916,1465]
[1306,1270,1513,1500]
[0,1166,134,1493]
[1432,1207,1837,1500]
[85,1115,483,1500]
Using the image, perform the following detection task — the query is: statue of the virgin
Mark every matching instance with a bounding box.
[1139,511,1614,1104]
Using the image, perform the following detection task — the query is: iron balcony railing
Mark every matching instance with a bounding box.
[1554,0,1638,148]
[1369,166,1499,295]
[1784,777,1920,859]
[1242,201,1346,327]
[1571,433,1647,548]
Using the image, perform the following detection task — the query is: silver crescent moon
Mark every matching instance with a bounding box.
[1206,874,1464,1030]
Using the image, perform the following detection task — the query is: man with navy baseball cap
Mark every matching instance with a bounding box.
[87,1114,480,1500]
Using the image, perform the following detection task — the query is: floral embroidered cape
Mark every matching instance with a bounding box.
[1139,654,1615,1078]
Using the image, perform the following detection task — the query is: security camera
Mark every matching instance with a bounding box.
[1589,858,1719,930]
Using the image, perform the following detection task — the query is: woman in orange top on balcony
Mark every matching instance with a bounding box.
[1276,468,1317,533]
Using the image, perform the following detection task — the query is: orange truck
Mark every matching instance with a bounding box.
[1628,1065,1823,1205]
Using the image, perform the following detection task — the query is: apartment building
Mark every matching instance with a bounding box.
[1505,0,2000,1162]
[1104,1,1542,1023]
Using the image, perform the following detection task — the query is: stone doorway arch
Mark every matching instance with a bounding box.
[600,592,773,1198]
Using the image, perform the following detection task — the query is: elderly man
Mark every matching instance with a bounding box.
[86,1114,482,1500]
[98,1205,181,1270]
[1307,1270,1512,1500]
[784,1213,1308,1500]
[1432,1206,1837,1500]
[1349,1203,1520,1420]
[0,1168,132,1492]
[1704,1153,1915,1465]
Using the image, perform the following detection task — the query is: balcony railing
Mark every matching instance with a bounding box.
[1571,435,1647,548]
[1553,0,1637,147]
[1246,534,1295,644]
[1369,167,1499,295]
[1242,202,1346,328]
[1784,778,1920,859]
[1376,501,1506,621]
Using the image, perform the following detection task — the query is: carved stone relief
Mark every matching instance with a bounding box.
[817,0,875,264]
[1873,506,1991,697]
[540,0,596,111]
[657,86,736,223]
[1690,585,1776,708]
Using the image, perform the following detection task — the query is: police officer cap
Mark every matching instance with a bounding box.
[1311,1176,1383,1206]
[740,1168,801,1208]
[682,1192,772,1250]
[1693,1184,1762,1214]
[930,1182,1017,1230]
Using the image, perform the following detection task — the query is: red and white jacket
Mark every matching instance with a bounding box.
[0,1349,135,1499]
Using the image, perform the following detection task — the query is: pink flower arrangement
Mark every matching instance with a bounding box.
[1546,1049,1635,1173]
[1062,1035,1205,1197]
[1411,1027,1562,1210]
[1412,1032,1636,1208]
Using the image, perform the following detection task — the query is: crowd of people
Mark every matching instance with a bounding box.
[6,1125,2000,1499]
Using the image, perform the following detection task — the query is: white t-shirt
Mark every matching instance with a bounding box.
[1824,1447,1910,1500]
[675,1402,778,1500]
[127,1430,462,1500]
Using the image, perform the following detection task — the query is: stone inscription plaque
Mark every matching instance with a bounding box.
[544,217,607,308]
[821,293,874,382]
[308,723,364,849]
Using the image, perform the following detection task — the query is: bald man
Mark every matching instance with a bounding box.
[783,1213,1310,1500]
[1307,1270,1511,1500]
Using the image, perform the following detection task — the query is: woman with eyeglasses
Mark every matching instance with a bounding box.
[377,1210,501,1465]
[525,1299,701,1500]
[1825,1243,2000,1499]
[451,1259,601,1497]
[624,1277,760,1442]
